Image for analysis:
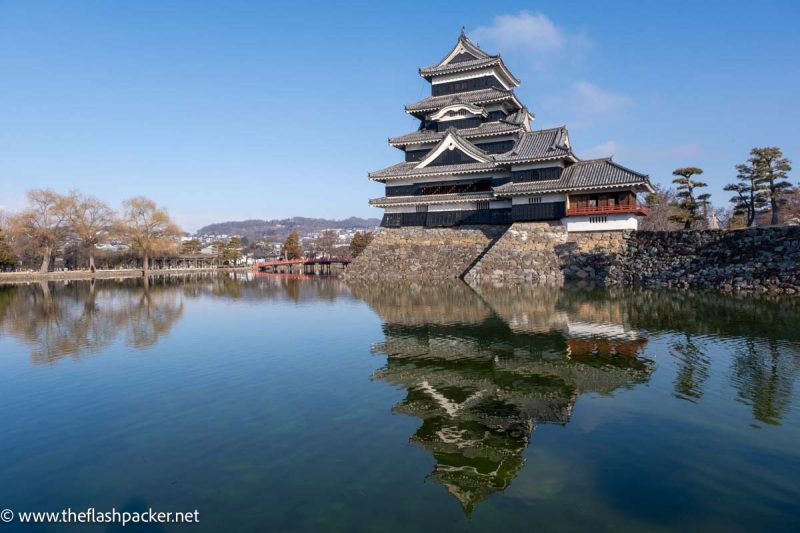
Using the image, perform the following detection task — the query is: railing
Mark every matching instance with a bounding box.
[566,203,650,216]
[254,257,352,270]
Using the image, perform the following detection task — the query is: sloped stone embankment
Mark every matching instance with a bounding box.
[344,225,507,281]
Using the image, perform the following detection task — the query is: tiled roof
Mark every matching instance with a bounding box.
[372,129,498,180]
[369,192,495,207]
[421,29,491,70]
[389,121,523,147]
[419,56,500,76]
[493,158,653,196]
[405,88,516,114]
[417,30,521,85]
[497,127,571,163]
[369,160,497,181]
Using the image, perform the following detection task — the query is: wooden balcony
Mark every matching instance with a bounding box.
[566,203,650,216]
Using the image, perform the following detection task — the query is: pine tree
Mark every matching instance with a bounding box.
[723,161,766,227]
[181,239,202,254]
[749,147,792,225]
[211,240,226,262]
[223,237,242,265]
[669,167,710,229]
[282,229,303,259]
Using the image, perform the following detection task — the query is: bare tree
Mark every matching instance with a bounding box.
[639,184,681,231]
[66,191,114,272]
[315,230,339,258]
[8,189,71,273]
[115,196,181,275]
[782,187,800,224]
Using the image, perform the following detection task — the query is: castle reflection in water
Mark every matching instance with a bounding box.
[351,282,654,513]
[1,274,798,514]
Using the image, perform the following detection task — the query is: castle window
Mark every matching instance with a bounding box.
[477,200,490,210]
[528,197,542,204]
[415,205,428,213]
[589,216,608,224]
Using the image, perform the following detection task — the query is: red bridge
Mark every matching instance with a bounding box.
[254,257,352,274]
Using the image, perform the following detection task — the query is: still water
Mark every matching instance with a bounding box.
[1,275,799,532]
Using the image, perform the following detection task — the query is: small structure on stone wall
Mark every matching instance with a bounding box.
[369,29,654,233]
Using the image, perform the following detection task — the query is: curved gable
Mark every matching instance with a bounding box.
[416,131,492,169]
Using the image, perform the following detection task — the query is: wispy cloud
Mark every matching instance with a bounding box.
[580,141,704,165]
[569,81,633,115]
[471,12,589,70]
[583,141,625,160]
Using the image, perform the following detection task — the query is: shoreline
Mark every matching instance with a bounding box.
[0,267,252,284]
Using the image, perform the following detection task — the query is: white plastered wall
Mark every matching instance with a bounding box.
[562,214,639,232]
[511,193,565,205]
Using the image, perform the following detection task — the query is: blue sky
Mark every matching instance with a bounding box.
[1,0,799,231]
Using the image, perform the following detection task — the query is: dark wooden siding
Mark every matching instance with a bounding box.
[427,208,512,226]
[511,167,563,183]
[380,213,402,227]
[381,209,512,228]
[385,184,417,197]
[419,180,491,195]
[435,117,481,131]
[431,76,505,97]
[427,148,479,166]
[449,52,478,64]
[512,202,566,221]
[405,149,429,163]
[486,110,507,121]
[385,177,509,198]
[474,140,515,154]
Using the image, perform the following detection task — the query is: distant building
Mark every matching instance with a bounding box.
[369,29,654,232]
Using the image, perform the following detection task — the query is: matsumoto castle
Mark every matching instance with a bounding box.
[369,29,654,232]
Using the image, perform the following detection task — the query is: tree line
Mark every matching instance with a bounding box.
[276,229,373,260]
[0,189,181,273]
[642,146,796,231]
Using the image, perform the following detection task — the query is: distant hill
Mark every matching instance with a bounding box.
[196,217,381,240]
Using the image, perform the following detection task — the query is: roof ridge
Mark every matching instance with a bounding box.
[388,122,523,145]
[419,56,499,72]
[529,125,567,134]
[405,87,516,113]
[605,159,650,179]
[576,157,614,164]
[423,28,493,72]
[444,127,491,157]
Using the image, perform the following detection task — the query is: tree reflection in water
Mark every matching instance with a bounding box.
[0,274,352,365]
[0,279,184,364]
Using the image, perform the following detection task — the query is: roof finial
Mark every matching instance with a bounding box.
[460,25,466,39]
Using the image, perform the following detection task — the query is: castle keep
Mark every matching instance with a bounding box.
[369,29,654,233]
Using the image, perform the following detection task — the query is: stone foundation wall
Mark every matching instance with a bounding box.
[345,225,507,281]
[463,222,566,285]
[607,227,800,294]
[347,224,800,295]
[558,231,630,283]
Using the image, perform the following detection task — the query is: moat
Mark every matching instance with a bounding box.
[1,274,799,531]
